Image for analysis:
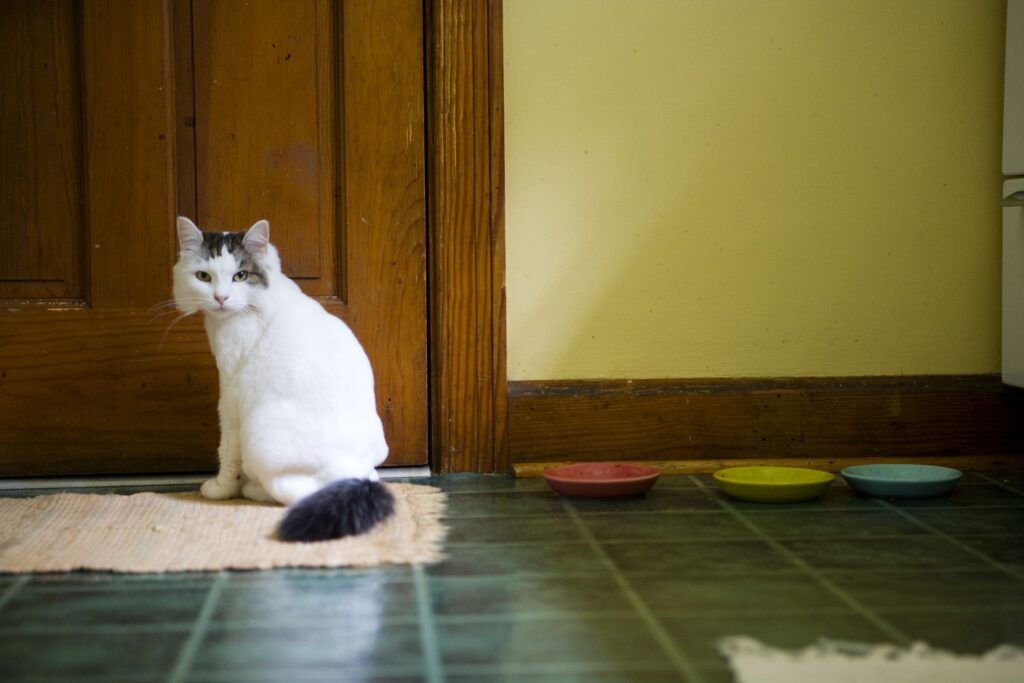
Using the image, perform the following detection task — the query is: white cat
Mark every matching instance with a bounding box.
[172,217,393,541]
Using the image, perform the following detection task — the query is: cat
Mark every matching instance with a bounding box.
[172,217,394,541]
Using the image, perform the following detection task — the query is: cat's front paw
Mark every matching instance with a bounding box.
[200,477,240,500]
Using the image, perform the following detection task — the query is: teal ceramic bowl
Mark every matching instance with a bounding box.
[841,464,962,499]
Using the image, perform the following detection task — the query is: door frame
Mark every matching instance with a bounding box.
[426,0,508,473]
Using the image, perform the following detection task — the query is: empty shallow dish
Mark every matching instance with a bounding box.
[841,464,962,499]
[713,466,835,503]
[542,463,661,498]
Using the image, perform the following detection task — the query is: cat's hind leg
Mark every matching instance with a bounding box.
[266,474,322,506]
[241,479,275,502]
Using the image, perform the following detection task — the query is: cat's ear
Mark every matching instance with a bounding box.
[176,217,203,255]
[243,219,270,257]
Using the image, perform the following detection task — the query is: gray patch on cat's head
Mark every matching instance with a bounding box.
[200,231,245,259]
[200,231,269,288]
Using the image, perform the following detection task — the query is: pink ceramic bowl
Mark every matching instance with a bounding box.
[542,462,661,498]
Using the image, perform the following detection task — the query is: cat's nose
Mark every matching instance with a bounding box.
[214,294,229,306]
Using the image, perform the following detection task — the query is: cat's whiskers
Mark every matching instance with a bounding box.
[145,299,181,313]
[145,298,205,324]
[157,310,196,350]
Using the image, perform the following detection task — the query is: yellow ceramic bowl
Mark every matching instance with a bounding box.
[713,466,835,503]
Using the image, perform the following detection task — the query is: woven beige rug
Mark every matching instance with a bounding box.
[0,483,446,573]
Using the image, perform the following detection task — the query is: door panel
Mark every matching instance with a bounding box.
[0,0,84,301]
[192,0,339,292]
[0,0,428,475]
[83,0,178,309]
[341,0,429,462]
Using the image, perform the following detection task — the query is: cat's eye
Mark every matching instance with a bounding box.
[233,271,249,282]
[195,271,211,282]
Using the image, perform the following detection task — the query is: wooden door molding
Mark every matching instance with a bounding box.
[0,0,507,476]
[0,0,429,475]
[426,0,508,473]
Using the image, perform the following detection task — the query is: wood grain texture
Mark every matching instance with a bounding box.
[428,0,508,472]
[192,0,336,291]
[509,377,1024,464]
[173,0,197,223]
[0,0,430,475]
[83,0,177,308]
[341,0,428,466]
[0,311,218,476]
[0,0,84,301]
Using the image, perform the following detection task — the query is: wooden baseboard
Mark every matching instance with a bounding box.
[509,376,1024,467]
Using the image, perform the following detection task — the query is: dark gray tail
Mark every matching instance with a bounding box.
[277,479,394,542]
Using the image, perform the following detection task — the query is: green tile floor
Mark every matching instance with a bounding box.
[1,471,1023,682]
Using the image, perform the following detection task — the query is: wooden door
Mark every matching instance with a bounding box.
[0,0,428,476]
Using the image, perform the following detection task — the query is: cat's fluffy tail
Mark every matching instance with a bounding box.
[276,479,395,542]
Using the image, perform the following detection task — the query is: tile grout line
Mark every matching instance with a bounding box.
[165,571,228,683]
[0,575,30,611]
[686,475,912,646]
[975,472,1024,497]
[561,499,706,683]
[413,563,446,683]
[876,499,1024,581]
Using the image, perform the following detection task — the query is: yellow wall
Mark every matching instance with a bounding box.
[504,0,1005,379]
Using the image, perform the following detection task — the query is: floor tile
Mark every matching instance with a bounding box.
[902,507,1024,536]
[428,543,608,578]
[780,536,989,571]
[953,535,1024,567]
[5,470,1024,683]
[580,512,753,542]
[659,613,892,666]
[603,540,799,576]
[187,673,424,683]
[741,508,928,538]
[445,514,578,543]
[884,610,1024,652]
[0,631,188,679]
[633,573,849,615]
[436,616,670,668]
[0,585,207,628]
[695,664,744,683]
[429,474,551,493]
[193,623,423,674]
[26,571,215,588]
[982,471,1024,486]
[720,485,884,510]
[430,575,633,618]
[227,566,414,583]
[569,488,720,514]
[443,491,568,517]
[445,670,685,683]
[211,573,419,625]
[827,569,1024,611]
[886,484,1024,509]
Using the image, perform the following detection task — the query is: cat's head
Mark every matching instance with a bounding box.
[172,217,280,317]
